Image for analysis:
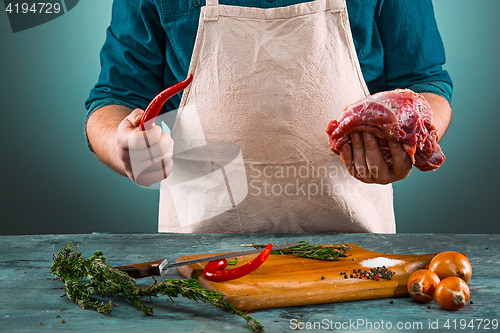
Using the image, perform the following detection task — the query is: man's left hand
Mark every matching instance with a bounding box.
[339,132,412,184]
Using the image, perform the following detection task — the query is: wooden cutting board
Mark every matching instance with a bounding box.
[176,244,438,311]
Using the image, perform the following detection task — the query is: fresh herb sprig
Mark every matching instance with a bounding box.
[50,242,263,333]
[253,241,351,261]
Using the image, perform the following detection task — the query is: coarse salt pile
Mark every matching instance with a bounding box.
[360,257,404,268]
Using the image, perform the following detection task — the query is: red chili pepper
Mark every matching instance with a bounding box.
[203,243,273,282]
[139,74,193,131]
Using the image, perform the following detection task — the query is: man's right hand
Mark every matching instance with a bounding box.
[116,109,174,186]
[86,105,173,187]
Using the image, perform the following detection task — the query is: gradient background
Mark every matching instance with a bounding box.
[1,0,499,235]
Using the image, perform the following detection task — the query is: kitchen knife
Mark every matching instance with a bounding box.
[114,242,301,279]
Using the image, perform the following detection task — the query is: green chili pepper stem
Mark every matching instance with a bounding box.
[226,258,238,265]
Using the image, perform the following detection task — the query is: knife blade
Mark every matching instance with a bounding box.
[114,242,301,279]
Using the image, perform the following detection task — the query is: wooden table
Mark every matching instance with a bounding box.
[1,233,498,332]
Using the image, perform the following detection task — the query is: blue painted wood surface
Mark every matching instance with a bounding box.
[0,233,498,332]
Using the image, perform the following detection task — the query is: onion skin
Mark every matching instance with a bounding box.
[428,251,472,282]
[435,277,470,310]
[407,269,441,303]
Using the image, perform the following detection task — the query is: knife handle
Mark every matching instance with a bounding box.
[114,259,164,279]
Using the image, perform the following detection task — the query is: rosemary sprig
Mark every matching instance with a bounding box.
[50,242,263,333]
[253,241,351,261]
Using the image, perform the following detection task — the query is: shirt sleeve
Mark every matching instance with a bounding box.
[84,0,169,118]
[376,0,453,102]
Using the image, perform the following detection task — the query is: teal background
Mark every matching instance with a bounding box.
[0,0,499,235]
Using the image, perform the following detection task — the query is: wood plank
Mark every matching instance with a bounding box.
[3,233,498,332]
[176,243,437,311]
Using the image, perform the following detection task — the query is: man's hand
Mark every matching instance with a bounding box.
[116,109,174,186]
[338,93,452,184]
[86,105,173,187]
[339,132,412,184]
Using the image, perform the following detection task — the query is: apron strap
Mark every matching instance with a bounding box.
[328,0,346,13]
[204,0,220,21]
[204,0,345,21]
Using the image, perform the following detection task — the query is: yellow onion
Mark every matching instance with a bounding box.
[428,251,472,282]
[407,269,440,303]
[435,277,470,310]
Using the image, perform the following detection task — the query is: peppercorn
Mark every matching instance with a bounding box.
[321,275,326,280]
[389,300,394,304]
[344,274,348,279]
[350,274,353,278]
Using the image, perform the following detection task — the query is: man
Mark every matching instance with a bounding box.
[86,0,452,233]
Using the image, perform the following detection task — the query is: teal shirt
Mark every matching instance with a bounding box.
[85,0,453,118]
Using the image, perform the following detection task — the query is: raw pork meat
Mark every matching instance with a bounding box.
[326,89,445,172]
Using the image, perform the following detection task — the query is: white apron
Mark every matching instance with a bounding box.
[158,0,395,233]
